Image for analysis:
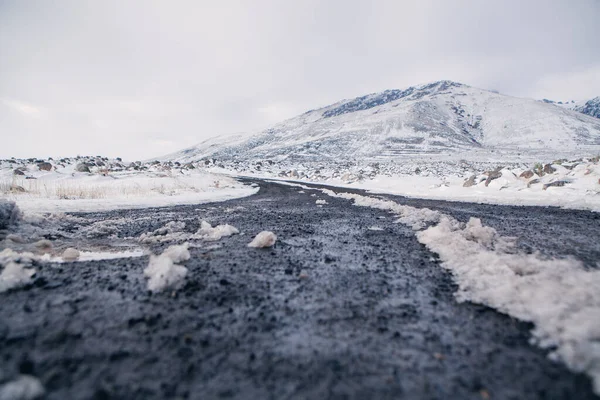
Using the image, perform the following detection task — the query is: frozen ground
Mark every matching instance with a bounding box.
[0,179,599,399]
[0,156,258,213]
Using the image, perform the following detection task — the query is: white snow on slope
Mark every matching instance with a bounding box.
[144,243,190,292]
[320,189,600,395]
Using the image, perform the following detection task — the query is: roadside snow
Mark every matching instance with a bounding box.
[1,163,258,213]
[321,189,600,395]
[144,243,190,292]
[248,231,277,248]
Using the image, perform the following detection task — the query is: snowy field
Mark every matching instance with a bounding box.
[0,157,258,214]
[226,156,600,212]
[306,158,600,212]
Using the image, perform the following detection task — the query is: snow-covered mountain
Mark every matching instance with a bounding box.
[163,81,600,163]
[573,97,600,119]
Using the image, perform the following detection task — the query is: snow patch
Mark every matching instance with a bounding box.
[0,375,45,400]
[248,231,277,248]
[144,243,190,292]
[315,199,328,205]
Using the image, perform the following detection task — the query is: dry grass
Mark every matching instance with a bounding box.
[0,175,226,200]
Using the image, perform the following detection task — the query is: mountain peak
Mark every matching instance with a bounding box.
[321,80,465,119]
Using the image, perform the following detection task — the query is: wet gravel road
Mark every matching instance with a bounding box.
[1,179,598,399]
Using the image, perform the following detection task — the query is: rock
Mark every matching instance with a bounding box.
[75,163,91,173]
[13,169,25,176]
[6,234,25,243]
[543,180,567,190]
[463,175,477,187]
[543,164,556,174]
[519,170,534,179]
[37,162,52,171]
[34,239,52,252]
[527,179,540,188]
[484,171,502,187]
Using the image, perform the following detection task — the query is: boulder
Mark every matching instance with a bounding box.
[13,169,25,176]
[519,170,534,179]
[484,171,502,187]
[543,164,556,174]
[463,175,477,187]
[37,162,52,171]
[75,163,91,173]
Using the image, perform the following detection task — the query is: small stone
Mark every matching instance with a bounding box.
[34,239,52,252]
[463,175,477,187]
[519,170,534,179]
[6,234,25,243]
[298,270,309,279]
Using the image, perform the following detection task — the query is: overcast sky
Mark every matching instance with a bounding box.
[1,0,599,160]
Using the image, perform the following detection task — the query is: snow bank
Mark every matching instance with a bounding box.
[1,164,258,213]
[0,249,37,293]
[417,216,600,394]
[248,231,277,248]
[0,375,45,400]
[144,243,190,292]
[321,189,600,395]
[193,221,239,241]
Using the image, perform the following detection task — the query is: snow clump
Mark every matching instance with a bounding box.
[0,375,45,400]
[144,243,190,292]
[248,231,277,248]
[193,220,239,241]
[0,249,37,293]
[62,248,81,261]
[315,199,328,205]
